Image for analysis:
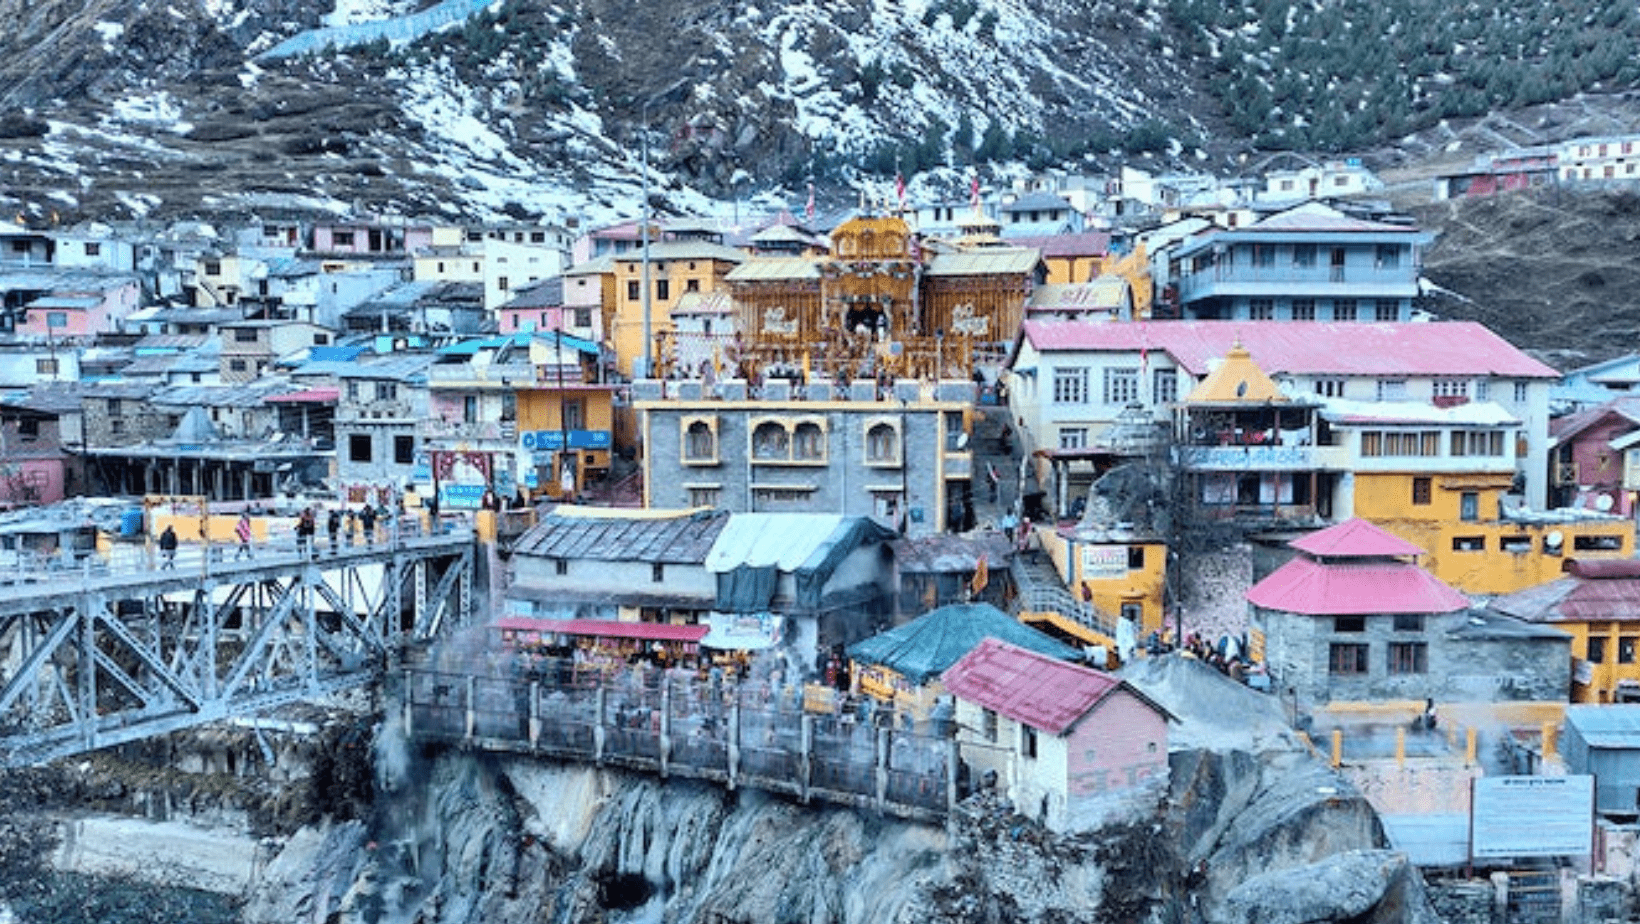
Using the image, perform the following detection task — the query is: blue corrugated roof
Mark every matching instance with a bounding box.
[1567,704,1640,748]
[310,345,369,362]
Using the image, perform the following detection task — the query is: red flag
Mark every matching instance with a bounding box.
[896,173,906,212]
[805,182,815,224]
[970,174,980,208]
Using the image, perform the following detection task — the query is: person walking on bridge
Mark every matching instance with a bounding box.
[159,525,178,570]
[234,512,253,560]
[296,507,316,559]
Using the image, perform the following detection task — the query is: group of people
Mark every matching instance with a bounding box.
[294,504,384,558]
[1145,629,1257,684]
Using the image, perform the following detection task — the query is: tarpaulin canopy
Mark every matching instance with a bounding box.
[845,602,1081,686]
[706,514,896,612]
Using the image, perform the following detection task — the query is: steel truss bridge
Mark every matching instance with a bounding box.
[0,525,474,767]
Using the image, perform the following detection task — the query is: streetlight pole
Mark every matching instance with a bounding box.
[639,104,653,380]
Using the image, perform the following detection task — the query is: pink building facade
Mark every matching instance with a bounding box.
[944,638,1172,833]
[16,280,141,341]
[1549,397,1640,517]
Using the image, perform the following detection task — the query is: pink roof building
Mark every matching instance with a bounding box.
[943,638,1172,832]
[1247,518,1569,709]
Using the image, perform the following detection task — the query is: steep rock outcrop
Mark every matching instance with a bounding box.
[242,720,1436,924]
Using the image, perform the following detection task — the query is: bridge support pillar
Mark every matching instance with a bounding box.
[727,699,741,791]
[659,679,672,778]
[875,726,890,815]
[528,681,540,748]
[799,714,814,803]
[464,675,476,741]
[593,687,606,765]
[403,670,414,739]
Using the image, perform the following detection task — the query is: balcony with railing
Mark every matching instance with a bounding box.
[1175,247,1420,302]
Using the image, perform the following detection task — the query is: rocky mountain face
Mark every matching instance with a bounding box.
[0,0,1214,226]
[1,0,1638,362]
[227,656,1441,924]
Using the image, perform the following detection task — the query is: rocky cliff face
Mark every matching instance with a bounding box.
[242,699,1440,924]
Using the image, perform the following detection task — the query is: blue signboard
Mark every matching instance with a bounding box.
[439,484,487,509]
[521,429,612,451]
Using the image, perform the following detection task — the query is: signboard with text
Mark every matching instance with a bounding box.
[1470,775,1593,859]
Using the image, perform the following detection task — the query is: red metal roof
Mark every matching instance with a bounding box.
[1492,559,1640,624]
[1290,518,1426,558]
[1247,558,1469,615]
[941,638,1127,736]
[1008,232,1112,259]
[1018,320,1559,379]
[494,617,709,643]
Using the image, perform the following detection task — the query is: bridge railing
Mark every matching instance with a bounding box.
[0,516,474,590]
[401,662,957,821]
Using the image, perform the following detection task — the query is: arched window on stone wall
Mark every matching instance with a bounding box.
[684,419,716,462]
[793,421,826,461]
[866,422,900,465]
[752,420,789,460]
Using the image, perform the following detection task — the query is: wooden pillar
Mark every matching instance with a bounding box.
[1331,729,1343,768]
[1395,727,1406,767]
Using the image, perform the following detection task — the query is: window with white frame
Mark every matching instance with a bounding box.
[1059,427,1088,449]
[1513,382,1529,402]
[1374,299,1399,321]
[1450,430,1506,456]
[1291,298,1316,321]
[1475,380,1490,401]
[1333,298,1357,321]
[1103,367,1139,404]
[1249,298,1274,320]
[1376,379,1407,401]
[1152,368,1177,405]
[1432,379,1469,399]
[1053,367,1088,404]
[1314,378,1346,397]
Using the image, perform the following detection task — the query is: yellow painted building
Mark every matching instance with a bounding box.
[1037,525,1168,637]
[609,240,746,377]
[1489,559,1640,704]
[1101,243,1154,317]
[1350,471,1633,595]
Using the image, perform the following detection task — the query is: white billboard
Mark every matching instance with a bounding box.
[1470,775,1594,859]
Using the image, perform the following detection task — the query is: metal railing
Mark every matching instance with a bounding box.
[0,516,474,591]
[402,663,956,822]
[1009,555,1117,639]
